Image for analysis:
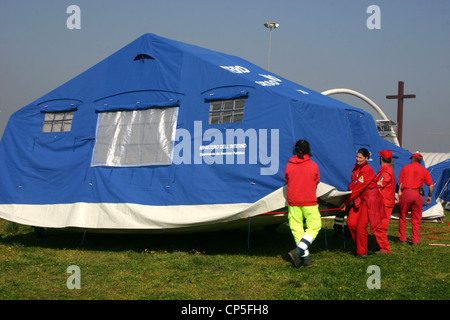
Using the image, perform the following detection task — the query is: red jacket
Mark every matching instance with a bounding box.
[344,161,383,231]
[285,155,320,206]
[344,161,377,207]
[376,164,396,208]
[399,162,433,190]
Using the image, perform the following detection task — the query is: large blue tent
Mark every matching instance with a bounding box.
[0,33,422,231]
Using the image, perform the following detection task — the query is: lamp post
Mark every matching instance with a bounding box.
[264,22,279,71]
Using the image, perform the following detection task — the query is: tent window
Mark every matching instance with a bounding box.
[208,98,245,124]
[91,107,178,167]
[42,110,75,133]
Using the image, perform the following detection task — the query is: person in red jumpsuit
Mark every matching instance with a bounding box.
[398,153,434,245]
[373,150,396,254]
[340,148,384,258]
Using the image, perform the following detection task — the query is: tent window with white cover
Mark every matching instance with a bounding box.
[91,105,179,167]
[208,98,245,124]
[42,110,75,133]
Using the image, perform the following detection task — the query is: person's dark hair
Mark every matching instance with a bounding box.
[293,140,312,159]
[357,148,371,158]
[381,157,392,164]
[411,157,422,164]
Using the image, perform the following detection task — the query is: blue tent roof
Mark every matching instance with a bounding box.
[0,33,416,230]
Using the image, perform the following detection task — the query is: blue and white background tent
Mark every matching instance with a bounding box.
[0,34,438,231]
[428,159,450,204]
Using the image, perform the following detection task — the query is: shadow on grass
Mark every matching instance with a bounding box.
[0,219,359,260]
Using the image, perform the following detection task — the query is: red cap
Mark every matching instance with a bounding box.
[410,153,423,159]
[378,150,393,159]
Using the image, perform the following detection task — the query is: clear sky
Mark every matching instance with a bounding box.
[0,0,449,153]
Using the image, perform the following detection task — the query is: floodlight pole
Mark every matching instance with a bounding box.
[264,22,279,71]
[267,28,272,70]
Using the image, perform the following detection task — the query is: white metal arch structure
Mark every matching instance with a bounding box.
[322,88,388,120]
[322,88,400,146]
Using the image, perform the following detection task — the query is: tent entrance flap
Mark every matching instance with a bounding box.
[91,107,179,167]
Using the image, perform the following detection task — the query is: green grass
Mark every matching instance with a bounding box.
[0,212,449,300]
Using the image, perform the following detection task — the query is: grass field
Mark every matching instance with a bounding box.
[0,211,449,301]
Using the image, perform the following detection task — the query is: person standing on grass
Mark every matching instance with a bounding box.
[398,153,434,245]
[373,150,396,254]
[340,148,384,258]
[285,140,322,268]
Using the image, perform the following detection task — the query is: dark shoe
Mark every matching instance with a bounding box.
[355,254,368,259]
[397,241,407,245]
[411,242,419,246]
[288,248,301,268]
[374,250,389,254]
[302,255,313,267]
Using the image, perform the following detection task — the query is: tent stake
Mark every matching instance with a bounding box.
[80,228,87,246]
[247,216,251,249]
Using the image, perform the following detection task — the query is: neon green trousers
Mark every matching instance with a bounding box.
[288,205,322,244]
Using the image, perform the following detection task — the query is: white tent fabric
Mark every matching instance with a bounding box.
[421,152,450,168]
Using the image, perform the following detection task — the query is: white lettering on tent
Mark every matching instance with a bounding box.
[297,89,309,95]
[219,66,282,88]
[366,5,381,30]
[255,74,282,87]
[66,265,81,289]
[366,265,381,289]
[258,128,279,176]
[66,5,81,30]
[173,121,279,176]
[220,65,250,73]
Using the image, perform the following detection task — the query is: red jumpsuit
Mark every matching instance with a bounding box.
[344,161,384,255]
[374,164,396,253]
[398,162,433,244]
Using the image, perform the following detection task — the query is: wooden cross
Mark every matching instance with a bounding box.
[386,81,416,147]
